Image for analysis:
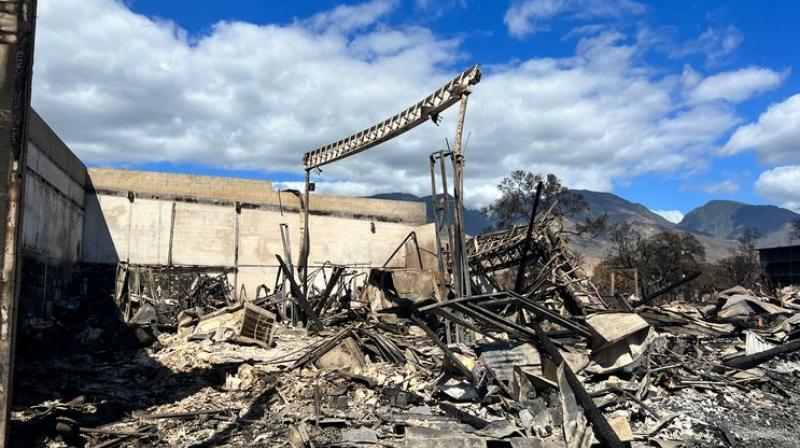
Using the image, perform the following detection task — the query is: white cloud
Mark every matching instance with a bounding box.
[723,94,800,164]
[305,0,396,33]
[414,0,468,18]
[669,25,742,66]
[755,166,800,208]
[32,0,769,209]
[688,67,787,104]
[653,210,684,224]
[504,0,645,38]
[682,179,740,195]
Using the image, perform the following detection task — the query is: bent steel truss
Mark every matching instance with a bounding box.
[303,65,481,170]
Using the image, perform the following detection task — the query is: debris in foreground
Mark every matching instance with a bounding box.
[11,223,800,447]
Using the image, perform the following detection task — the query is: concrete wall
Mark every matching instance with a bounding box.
[18,112,431,316]
[19,110,87,317]
[83,168,428,296]
[86,168,426,226]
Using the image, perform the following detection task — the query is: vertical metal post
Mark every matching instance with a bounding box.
[299,170,311,297]
[429,154,446,283]
[450,94,470,300]
[449,93,472,343]
[279,223,295,323]
[429,153,452,344]
[0,1,37,445]
[233,202,241,300]
[438,153,454,282]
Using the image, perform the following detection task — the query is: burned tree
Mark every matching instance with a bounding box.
[598,223,705,300]
[716,228,764,289]
[482,171,605,235]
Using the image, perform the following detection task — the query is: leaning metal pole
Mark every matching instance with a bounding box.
[0,1,37,445]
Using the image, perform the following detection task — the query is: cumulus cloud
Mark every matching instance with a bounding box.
[688,67,787,104]
[653,209,684,224]
[723,94,800,164]
[31,0,772,208]
[504,0,645,38]
[755,166,800,210]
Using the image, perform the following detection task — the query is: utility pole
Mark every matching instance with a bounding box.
[0,0,38,445]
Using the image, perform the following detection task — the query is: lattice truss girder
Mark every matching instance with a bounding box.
[303,65,482,170]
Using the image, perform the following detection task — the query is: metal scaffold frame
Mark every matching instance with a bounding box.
[298,66,482,324]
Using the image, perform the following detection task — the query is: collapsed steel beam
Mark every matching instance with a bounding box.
[302,65,482,170]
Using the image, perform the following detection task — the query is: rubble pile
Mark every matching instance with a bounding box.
[115,264,238,328]
[11,228,800,447]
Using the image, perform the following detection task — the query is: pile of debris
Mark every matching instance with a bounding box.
[11,227,800,447]
[114,264,238,328]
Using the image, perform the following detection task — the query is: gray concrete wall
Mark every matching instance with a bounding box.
[23,111,86,263]
[18,112,431,315]
[82,168,428,296]
[19,110,88,317]
[87,168,427,226]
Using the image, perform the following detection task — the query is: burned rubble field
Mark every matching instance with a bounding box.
[11,221,800,447]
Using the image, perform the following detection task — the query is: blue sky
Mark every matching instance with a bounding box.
[31,0,800,222]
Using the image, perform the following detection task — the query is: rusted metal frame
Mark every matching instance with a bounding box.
[514,182,544,293]
[313,265,344,315]
[418,291,507,311]
[442,302,622,447]
[514,300,591,339]
[425,307,499,341]
[507,292,592,338]
[303,65,481,170]
[381,231,423,269]
[276,254,322,331]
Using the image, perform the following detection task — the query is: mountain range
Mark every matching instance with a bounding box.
[368,191,800,266]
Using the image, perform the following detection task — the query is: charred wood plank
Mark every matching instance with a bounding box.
[313,266,344,315]
[722,339,800,371]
